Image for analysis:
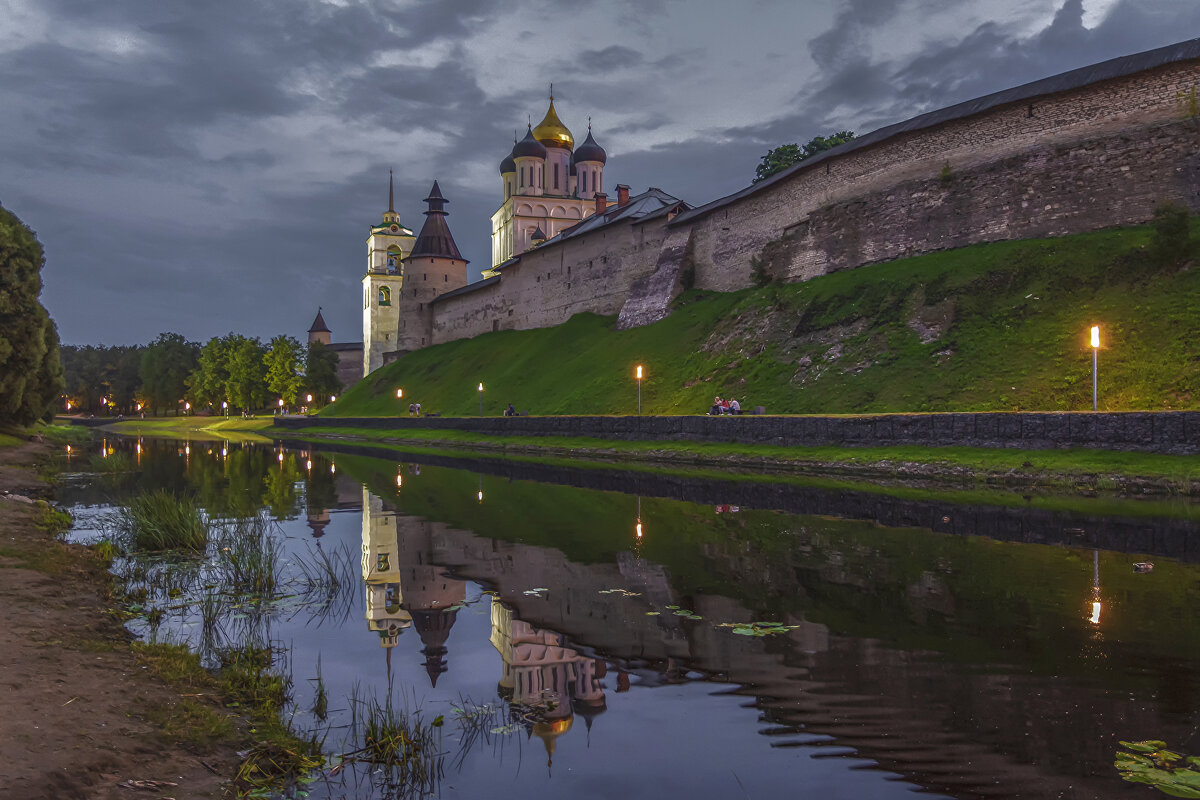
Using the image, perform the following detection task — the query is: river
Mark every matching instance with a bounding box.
[60,435,1200,799]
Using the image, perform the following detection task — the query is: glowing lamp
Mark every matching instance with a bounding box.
[396,388,403,399]
[306,394,313,403]
[306,460,312,470]
[1090,326,1100,349]
[222,401,228,409]
[330,395,336,402]
[184,402,191,411]
[65,401,71,410]
[278,399,284,407]
[477,490,484,502]
[635,365,643,380]
[101,397,107,406]
[278,453,284,462]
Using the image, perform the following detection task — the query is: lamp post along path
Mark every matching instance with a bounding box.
[1090,325,1100,412]
[478,383,484,416]
[635,365,644,416]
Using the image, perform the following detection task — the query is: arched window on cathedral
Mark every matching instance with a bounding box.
[378,286,391,306]
[582,171,587,194]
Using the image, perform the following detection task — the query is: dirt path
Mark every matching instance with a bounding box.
[0,437,239,800]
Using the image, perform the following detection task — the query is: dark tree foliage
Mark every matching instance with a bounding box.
[61,344,145,414]
[140,333,199,414]
[754,131,856,183]
[304,341,342,406]
[0,203,64,424]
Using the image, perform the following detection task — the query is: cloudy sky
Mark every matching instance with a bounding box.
[2,0,1197,346]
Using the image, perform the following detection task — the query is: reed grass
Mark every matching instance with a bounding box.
[342,687,443,795]
[215,514,280,596]
[116,490,209,551]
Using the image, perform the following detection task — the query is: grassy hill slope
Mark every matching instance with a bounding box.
[326,222,1199,417]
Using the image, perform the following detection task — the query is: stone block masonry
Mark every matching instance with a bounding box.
[277,411,1200,455]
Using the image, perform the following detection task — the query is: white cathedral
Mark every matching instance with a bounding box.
[358,94,614,376]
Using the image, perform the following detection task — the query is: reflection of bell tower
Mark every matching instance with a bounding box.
[490,598,606,769]
[395,516,467,687]
[361,489,412,648]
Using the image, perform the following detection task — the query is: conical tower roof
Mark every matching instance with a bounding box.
[308,307,330,333]
[405,181,466,262]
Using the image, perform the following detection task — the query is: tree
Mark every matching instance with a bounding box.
[263,335,305,408]
[189,336,232,410]
[0,203,64,424]
[304,341,342,406]
[753,131,856,183]
[226,335,268,411]
[140,333,198,414]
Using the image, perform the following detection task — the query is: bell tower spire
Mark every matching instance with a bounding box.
[388,169,394,213]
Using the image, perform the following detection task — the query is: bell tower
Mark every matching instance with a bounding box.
[363,170,414,377]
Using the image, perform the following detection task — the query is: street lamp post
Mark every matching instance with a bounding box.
[222,401,228,417]
[478,383,484,416]
[635,365,644,416]
[396,388,403,416]
[1090,325,1100,412]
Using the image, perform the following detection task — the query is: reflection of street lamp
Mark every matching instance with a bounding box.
[477,475,484,503]
[1089,549,1102,625]
[396,472,403,488]
[635,365,644,416]
[635,495,643,539]
[1090,325,1100,412]
[478,382,484,416]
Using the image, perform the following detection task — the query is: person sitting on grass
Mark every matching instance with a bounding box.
[729,398,741,415]
[708,396,723,415]
[505,403,518,417]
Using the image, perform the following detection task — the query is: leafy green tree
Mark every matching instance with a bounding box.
[304,341,342,406]
[0,203,64,424]
[263,335,305,409]
[754,131,856,183]
[189,336,232,410]
[226,335,267,412]
[140,333,198,414]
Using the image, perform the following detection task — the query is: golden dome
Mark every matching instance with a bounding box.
[532,99,574,150]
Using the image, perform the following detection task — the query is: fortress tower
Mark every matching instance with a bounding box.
[362,171,414,376]
[489,92,611,269]
[392,181,468,353]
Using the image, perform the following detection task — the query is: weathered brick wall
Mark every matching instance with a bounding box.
[279,411,1200,454]
[684,60,1200,290]
[429,214,671,343]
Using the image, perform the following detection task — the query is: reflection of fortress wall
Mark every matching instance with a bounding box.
[305,440,1200,562]
[360,496,1192,799]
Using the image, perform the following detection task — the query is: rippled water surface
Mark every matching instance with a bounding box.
[62,435,1200,799]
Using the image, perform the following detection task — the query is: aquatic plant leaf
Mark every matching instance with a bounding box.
[645,611,660,616]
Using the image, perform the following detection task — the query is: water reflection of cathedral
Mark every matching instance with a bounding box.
[359,487,607,763]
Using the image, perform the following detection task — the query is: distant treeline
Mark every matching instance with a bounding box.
[63,333,342,416]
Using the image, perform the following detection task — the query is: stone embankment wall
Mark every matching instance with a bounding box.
[278,411,1200,455]
[676,59,1200,292]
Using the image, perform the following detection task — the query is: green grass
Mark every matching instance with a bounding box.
[282,424,1200,488]
[104,417,273,442]
[326,223,1199,418]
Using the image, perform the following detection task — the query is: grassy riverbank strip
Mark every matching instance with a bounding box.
[277,424,1200,495]
[0,425,316,797]
[101,416,274,441]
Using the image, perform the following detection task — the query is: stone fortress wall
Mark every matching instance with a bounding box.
[408,41,1200,353]
[676,54,1200,295]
